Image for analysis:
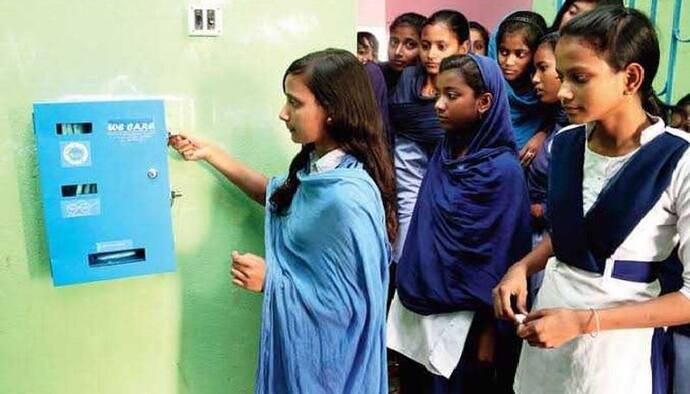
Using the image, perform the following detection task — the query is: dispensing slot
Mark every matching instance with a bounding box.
[88,248,146,267]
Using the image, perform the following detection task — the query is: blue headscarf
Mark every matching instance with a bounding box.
[488,16,545,150]
[505,83,544,150]
[396,54,531,315]
[388,64,445,151]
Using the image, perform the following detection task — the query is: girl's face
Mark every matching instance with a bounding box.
[279,74,328,145]
[560,1,596,29]
[357,39,375,64]
[420,23,469,75]
[435,70,489,132]
[531,44,561,104]
[555,36,628,124]
[388,24,421,72]
[498,32,532,82]
[470,28,487,56]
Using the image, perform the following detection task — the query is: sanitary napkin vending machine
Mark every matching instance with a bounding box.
[33,100,175,286]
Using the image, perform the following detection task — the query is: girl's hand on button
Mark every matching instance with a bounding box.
[168,133,215,161]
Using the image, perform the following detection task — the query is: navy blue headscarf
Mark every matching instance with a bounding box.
[388,64,445,152]
[396,54,532,315]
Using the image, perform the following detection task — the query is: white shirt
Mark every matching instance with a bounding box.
[515,119,690,394]
[387,293,474,378]
[308,149,346,174]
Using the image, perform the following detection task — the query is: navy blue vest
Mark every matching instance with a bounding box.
[548,125,689,282]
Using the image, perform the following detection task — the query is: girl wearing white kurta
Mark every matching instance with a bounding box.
[492,7,690,394]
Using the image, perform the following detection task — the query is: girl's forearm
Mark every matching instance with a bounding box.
[206,146,268,205]
[580,292,690,334]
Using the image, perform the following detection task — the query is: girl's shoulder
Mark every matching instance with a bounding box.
[663,126,690,178]
[549,124,587,147]
[664,126,690,143]
[390,64,425,102]
[489,149,526,180]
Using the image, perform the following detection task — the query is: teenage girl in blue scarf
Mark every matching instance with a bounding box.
[171,49,397,394]
[388,54,531,393]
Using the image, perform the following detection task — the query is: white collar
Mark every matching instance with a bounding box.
[309,148,346,174]
[585,115,666,146]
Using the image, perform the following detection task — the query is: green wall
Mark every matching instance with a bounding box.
[532,0,690,104]
[0,1,355,393]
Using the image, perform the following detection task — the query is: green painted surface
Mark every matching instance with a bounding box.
[0,1,355,393]
[533,0,690,104]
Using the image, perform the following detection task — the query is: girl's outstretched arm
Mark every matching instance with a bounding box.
[169,134,268,205]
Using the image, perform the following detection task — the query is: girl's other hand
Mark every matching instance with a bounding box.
[168,133,215,161]
[517,308,590,348]
[519,131,547,167]
[231,251,266,293]
[530,203,544,219]
[492,263,529,322]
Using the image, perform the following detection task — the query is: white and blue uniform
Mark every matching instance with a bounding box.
[514,119,690,394]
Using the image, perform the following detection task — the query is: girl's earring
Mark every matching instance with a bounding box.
[327,117,333,124]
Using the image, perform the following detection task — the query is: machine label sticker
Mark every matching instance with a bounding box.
[107,118,156,143]
[60,198,101,218]
[60,141,91,167]
[96,239,134,253]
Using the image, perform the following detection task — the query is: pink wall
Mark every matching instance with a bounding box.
[384,0,533,31]
[359,0,387,27]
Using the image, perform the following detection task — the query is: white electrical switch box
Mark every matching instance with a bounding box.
[188,4,222,36]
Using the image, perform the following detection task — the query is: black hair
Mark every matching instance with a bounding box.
[537,31,560,52]
[422,10,470,43]
[357,32,379,61]
[439,55,488,96]
[469,21,490,46]
[678,94,690,108]
[497,11,547,53]
[551,0,624,31]
[389,12,426,35]
[272,49,397,243]
[561,6,665,117]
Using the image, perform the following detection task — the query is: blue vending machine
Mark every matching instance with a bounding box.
[33,100,176,286]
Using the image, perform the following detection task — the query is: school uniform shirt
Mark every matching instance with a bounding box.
[514,119,690,394]
[309,148,346,174]
[388,64,445,262]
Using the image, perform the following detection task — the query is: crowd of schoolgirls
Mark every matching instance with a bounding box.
[170,2,690,393]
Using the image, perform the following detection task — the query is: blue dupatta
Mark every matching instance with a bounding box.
[389,64,445,151]
[256,155,390,393]
[396,55,531,315]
